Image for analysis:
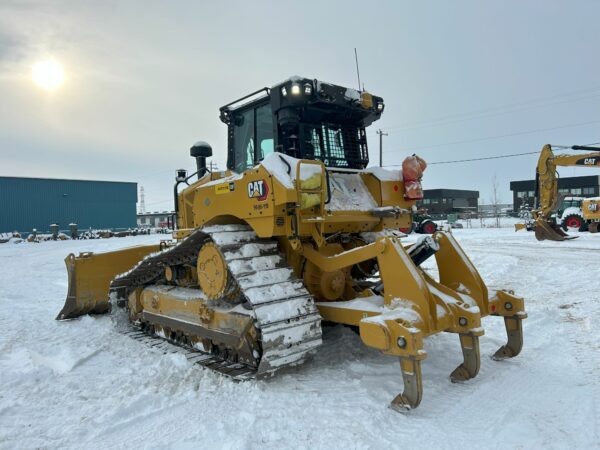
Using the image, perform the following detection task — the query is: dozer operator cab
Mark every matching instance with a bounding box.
[219,76,384,173]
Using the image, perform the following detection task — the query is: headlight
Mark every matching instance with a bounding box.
[304,83,312,95]
[176,169,187,182]
[291,83,301,95]
[377,102,384,111]
[281,86,287,97]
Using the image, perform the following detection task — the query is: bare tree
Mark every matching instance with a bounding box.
[490,174,501,228]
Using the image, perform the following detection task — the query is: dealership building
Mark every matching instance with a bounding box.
[137,211,174,228]
[417,188,480,216]
[509,175,600,211]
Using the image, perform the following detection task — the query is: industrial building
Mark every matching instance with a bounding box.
[137,211,174,228]
[0,176,137,233]
[510,175,600,211]
[417,189,479,216]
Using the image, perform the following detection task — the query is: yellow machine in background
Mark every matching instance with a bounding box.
[57,77,526,411]
[528,144,600,241]
[581,197,600,232]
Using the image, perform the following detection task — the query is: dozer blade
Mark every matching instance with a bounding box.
[56,244,161,320]
[534,219,576,241]
[514,223,527,232]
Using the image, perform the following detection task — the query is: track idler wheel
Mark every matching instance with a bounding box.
[197,242,229,299]
[450,333,481,382]
[390,357,424,411]
[492,315,524,360]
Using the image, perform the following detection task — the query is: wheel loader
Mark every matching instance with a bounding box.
[57,76,526,410]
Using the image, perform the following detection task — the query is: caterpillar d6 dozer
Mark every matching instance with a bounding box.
[57,76,526,410]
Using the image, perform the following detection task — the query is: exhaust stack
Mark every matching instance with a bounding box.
[190,141,213,179]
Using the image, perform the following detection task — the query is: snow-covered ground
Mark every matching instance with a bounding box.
[0,229,598,449]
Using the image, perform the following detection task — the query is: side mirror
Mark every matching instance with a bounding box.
[190,141,213,158]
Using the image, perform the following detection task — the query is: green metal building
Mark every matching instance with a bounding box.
[0,176,137,233]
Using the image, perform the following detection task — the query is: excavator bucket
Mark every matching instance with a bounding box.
[56,244,161,320]
[534,219,576,242]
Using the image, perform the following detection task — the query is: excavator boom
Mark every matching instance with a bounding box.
[532,144,600,241]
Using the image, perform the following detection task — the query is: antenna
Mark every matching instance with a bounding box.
[354,48,362,92]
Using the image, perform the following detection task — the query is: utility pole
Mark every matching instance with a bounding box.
[377,129,388,167]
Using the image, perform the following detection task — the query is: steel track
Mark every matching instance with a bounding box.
[109,224,322,379]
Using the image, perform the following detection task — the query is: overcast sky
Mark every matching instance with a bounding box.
[1,0,598,210]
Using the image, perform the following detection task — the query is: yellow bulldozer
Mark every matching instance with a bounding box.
[518,144,600,241]
[57,76,526,410]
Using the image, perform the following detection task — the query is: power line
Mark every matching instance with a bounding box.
[423,151,539,166]
[397,120,600,152]
[143,198,174,208]
[383,140,599,167]
[383,151,539,167]
[382,92,600,133]
[380,85,600,132]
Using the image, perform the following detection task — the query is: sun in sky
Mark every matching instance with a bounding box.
[32,59,65,91]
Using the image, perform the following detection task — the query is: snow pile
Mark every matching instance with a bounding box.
[260,154,388,213]
[361,297,423,332]
[328,173,377,211]
[317,295,384,313]
[260,152,322,190]
[344,88,361,102]
[364,166,402,181]
[260,153,297,189]
[270,75,304,89]
[259,153,323,191]
[361,228,406,242]
[201,172,243,188]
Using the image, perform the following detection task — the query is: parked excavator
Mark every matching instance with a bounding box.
[56,76,526,411]
[526,144,600,241]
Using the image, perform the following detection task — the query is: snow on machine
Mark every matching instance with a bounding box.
[57,76,526,410]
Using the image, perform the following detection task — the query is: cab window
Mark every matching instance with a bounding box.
[233,109,255,173]
[232,102,273,173]
[256,103,274,161]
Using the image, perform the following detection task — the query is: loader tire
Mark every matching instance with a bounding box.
[421,221,437,234]
[562,214,586,232]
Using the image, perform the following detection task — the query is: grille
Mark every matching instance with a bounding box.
[304,124,369,169]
